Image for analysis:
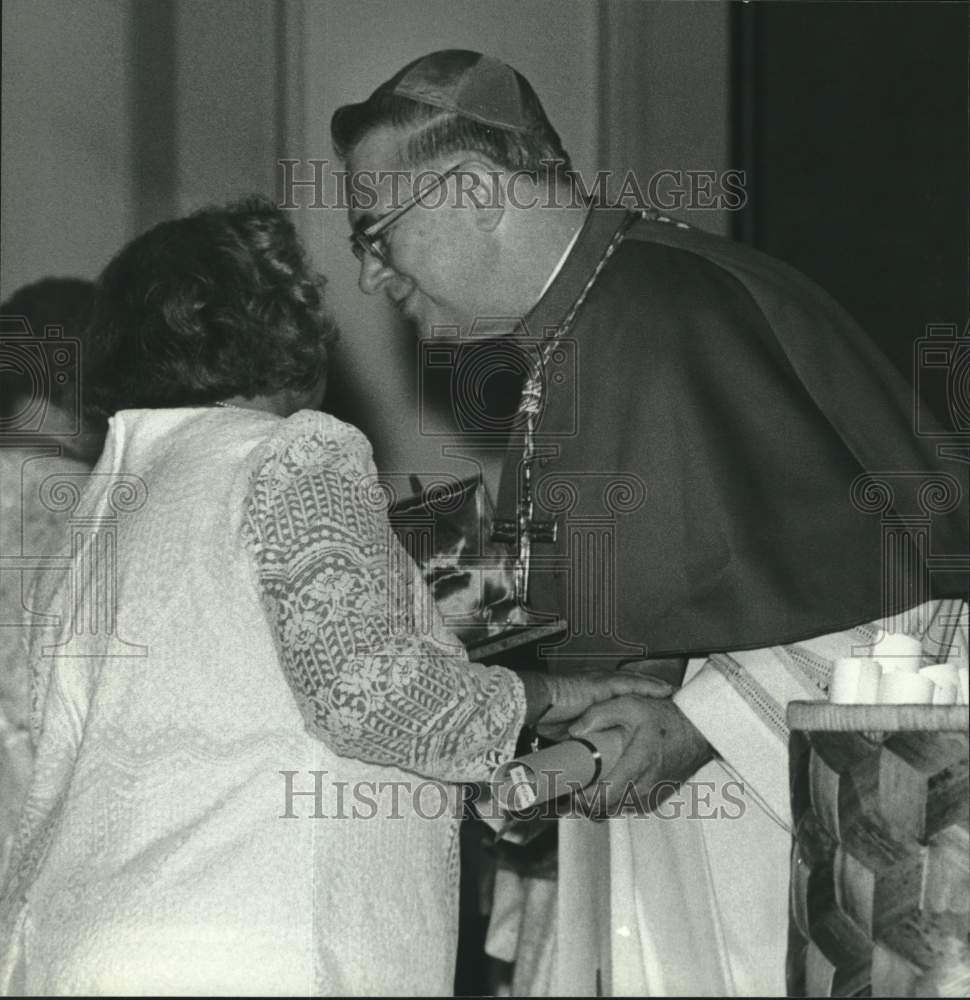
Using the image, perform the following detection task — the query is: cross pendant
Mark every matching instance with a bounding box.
[491,515,558,603]
[490,518,559,546]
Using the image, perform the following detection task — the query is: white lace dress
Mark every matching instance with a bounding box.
[0,408,525,996]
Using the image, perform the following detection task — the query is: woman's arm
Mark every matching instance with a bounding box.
[245,414,668,782]
[243,416,525,782]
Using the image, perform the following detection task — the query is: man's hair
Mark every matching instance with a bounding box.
[331,58,572,179]
[0,277,95,422]
[85,196,338,417]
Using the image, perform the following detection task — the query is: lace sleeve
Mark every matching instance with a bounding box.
[243,414,526,782]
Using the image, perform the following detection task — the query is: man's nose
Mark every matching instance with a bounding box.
[358,253,394,295]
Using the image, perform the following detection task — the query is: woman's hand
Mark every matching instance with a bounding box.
[519,670,673,730]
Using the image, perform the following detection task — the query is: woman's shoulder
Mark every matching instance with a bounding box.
[254,409,377,485]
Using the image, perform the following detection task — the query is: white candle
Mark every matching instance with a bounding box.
[957,665,969,706]
[830,658,882,704]
[870,631,923,674]
[878,671,935,705]
[919,663,960,706]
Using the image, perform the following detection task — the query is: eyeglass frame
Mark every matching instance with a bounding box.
[348,162,470,264]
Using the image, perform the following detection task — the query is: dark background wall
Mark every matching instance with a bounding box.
[732,1,968,428]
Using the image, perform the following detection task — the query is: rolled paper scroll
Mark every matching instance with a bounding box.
[474,730,625,842]
[492,729,625,811]
[830,658,882,704]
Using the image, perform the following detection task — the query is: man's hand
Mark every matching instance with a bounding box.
[568,694,713,816]
[519,671,672,729]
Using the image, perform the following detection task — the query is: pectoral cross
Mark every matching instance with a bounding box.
[488,211,645,642]
[490,511,558,604]
[491,406,558,606]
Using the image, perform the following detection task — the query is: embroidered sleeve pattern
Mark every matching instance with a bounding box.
[243,416,525,782]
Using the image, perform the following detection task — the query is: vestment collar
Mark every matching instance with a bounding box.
[523,207,632,337]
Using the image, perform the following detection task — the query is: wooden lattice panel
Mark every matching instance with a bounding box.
[787,703,970,997]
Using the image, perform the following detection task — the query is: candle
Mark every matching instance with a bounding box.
[870,631,922,674]
[830,658,882,704]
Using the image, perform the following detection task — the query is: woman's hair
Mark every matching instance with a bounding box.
[85,195,338,416]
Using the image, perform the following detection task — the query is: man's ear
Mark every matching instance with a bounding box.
[457,160,506,232]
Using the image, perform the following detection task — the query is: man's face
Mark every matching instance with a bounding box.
[344,126,504,339]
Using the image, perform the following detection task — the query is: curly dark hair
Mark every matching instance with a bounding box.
[85,196,338,416]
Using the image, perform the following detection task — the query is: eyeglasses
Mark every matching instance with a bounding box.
[349,163,467,264]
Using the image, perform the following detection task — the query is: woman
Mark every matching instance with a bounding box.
[0,197,662,995]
